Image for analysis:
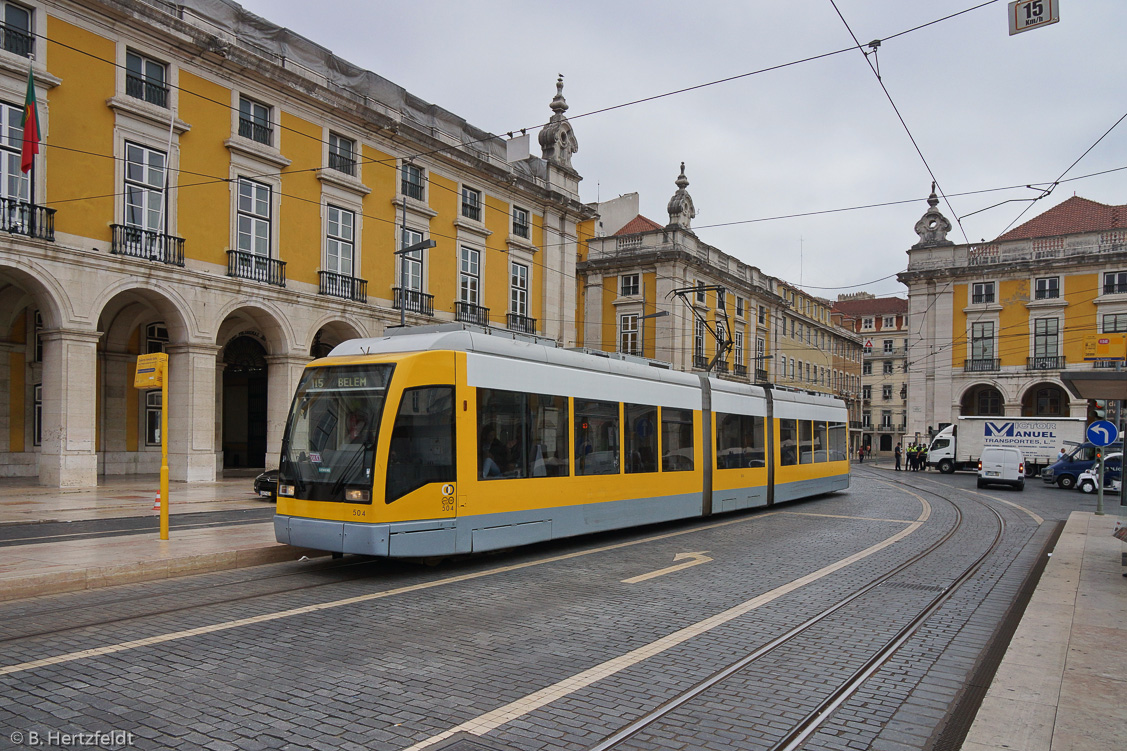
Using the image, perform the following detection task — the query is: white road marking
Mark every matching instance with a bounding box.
[621,551,713,583]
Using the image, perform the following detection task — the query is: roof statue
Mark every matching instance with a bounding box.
[913,183,954,248]
[666,162,696,230]
[538,75,578,170]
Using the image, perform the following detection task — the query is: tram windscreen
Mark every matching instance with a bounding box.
[279,364,393,502]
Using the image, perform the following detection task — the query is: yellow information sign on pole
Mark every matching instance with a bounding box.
[135,353,170,540]
[1083,334,1127,362]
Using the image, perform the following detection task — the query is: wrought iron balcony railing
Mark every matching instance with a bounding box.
[506,313,536,334]
[755,368,769,384]
[392,287,434,317]
[226,250,285,287]
[1,23,32,57]
[971,293,996,304]
[692,354,709,370]
[1104,282,1127,295]
[110,225,184,266]
[733,363,748,377]
[237,117,272,145]
[0,197,55,241]
[318,271,366,303]
[964,358,1001,372]
[328,151,356,176]
[455,301,490,327]
[125,74,169,108]
[1027,355,1065,370]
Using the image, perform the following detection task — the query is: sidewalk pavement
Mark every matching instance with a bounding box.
[0,474,322,602]
[0,476,1123,750]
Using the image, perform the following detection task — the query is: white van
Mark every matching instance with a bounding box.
[977,447,1025,490]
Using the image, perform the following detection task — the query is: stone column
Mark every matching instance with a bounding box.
[166,343,221,482]
[0,341,13,454]
[100,351,133,475]
[214,361,226,475]
[265,354,310,465]
[39,328,101,487]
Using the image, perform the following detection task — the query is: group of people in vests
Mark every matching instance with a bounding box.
[894,442,928,471]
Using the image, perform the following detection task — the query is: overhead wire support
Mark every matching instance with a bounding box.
[668,285,733,374]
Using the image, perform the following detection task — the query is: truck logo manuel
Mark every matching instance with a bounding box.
[984,422,1056,438]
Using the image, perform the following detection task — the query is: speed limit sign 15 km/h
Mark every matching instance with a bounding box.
[1009,0,1060,36]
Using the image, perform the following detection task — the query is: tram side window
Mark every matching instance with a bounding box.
[575,399,620,475]
[716,413,765,469]
[661,407,694,472]
[828,422,848,461]
[799,421,815,463]
[779,418,798,466]
[813,422,829,462]
[625,404,658,474]
[386,386,455,503]
[477,388,569,479]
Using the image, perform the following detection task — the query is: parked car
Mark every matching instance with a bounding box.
[1042,441,1123,489]
[1077,452,1122,494]
[977,447,1025,490]
[254,469,278,500]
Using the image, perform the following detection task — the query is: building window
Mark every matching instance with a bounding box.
[401,163,425,201]
[696,281,706,304]
[459,247,480,305]
[1104,271,1127,295]
[863,385,871,400]
[32,309,41,362]
[1104,313,1127,333]
[882,384,892,400]
[619,314,639,355]
[862,411,871,428]
[236,177,271,256]
[125,51,168,108]
[882,339,893,354]
[512,206,530,238]
[510,262,528,317]
[715,322,726,357]
[620,273,639,297]
[146,323,168,354]
[145,390,162,446]
[325,205,355,277]
[694,319,705,359]
[1033,318,1059,357]
[399,228,423,291]
[1,2,32,58]
[756,337,765,366]
[460,186,482,221]
[863,361,872,375]
[237,96,272,145]
[328,133,356,176]
[972,281,995,304]
[0,102,29,202]
[883,361,894,375]
[971,321,995,359]
[758,305,766,325]
[883,315,895,328]
[1034,276,1059,300]
[862,317,874,330]
[735,297,744,317]
[124,142,166,234]
[716,289,726,311]
[881,410,892,427]
[734,330,744,367]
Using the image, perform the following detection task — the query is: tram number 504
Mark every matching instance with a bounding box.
[1008,0,1059,36]
[441,483,456,514]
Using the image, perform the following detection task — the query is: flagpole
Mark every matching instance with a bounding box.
[19,60,41,234]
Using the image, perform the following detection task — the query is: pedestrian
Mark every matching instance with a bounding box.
[920,444,928,470]
[858,445,865,463]
[908,443,918,471]
[894,442,902,471]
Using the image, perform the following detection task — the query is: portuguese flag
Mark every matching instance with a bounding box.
[20,66,39,174]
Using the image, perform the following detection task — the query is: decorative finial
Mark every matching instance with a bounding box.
[667,161,696,231]
[539,76,578,169]
[913,184,953,248]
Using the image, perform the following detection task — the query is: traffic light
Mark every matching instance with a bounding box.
[1088,399,1107,423]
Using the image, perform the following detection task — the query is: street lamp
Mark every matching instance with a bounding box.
[638,310,668,358]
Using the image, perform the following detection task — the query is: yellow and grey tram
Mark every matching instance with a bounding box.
[274,326,850,558]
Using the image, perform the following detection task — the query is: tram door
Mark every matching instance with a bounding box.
[223,336,268,468]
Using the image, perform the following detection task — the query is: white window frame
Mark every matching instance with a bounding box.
[328,132,356,176]
[619,313,639,355]
[620,273,639,297]
[971,321,995,360]
[461,185,482,221]
[883,315,895,328]
[237,95,272,146]
[459,246,481,305]
[399,227,424,292]
[236,176,271,257]
[510,262,528,316]
[1033,317,1059,357]
[0,101,28,203]
[145,390,162,447]
[325,205,355,277]
[401,162,426,201]
[1034,276,1060,300]
[972,281,996,304]
[512,205,530,239]
[124,141,167,234]
[125,49,168,108]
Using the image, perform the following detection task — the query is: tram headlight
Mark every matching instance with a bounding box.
[345,488,371,502]
[278,484,295,497]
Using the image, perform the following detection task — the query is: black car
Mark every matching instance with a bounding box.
[254,469,278,500]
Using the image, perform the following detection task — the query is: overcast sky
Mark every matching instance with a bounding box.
[236,0,1126,300]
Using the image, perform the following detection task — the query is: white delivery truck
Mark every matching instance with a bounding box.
[927,417,1086,476]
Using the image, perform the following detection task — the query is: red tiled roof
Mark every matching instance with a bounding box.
[831,297,908,317]
[995,196,1127,242]
[615,214,664,235]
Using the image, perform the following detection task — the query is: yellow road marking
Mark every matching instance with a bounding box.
[622,551,712,583]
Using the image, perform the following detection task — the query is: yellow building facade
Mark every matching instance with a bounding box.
[0,0,591,486]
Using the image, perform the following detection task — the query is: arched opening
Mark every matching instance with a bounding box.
[879,434,892,452]
[960,384,1004,416]
[222,335,268,468]
[1021,383,1066,417]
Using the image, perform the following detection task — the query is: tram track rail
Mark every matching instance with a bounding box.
[587,466,1009,751]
